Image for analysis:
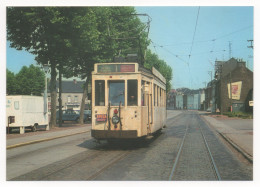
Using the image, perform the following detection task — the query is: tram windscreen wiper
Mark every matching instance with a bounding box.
[112,92,124,99]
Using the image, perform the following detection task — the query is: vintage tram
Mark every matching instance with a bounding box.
[91,62,166,140]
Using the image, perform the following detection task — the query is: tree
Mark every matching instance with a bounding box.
[7,7,150,126]
[16,65,45,96]
[7,7,78,127]
[62,7,150,124]
[6,65,45,96]
[144,49,173,93]
[6,69,17,95]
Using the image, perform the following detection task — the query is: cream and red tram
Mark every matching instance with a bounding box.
[91,62,167,140]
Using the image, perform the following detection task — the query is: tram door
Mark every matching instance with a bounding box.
[143,81,152,134]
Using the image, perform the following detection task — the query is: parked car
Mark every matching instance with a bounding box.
[84,110,91,121]
[56,109,88,123]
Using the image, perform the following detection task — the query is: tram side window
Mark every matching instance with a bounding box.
[153,84,156,106]
[141,81,145,106]
[128,80,138,106]
[95,80,105,106]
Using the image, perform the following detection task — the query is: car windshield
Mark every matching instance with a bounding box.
[84,110,91,114]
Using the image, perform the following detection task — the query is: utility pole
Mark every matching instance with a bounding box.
[229,41,232,59]
[247,40,253,49]
[208,71,212,82]
[229,72,233,112]
[208,71,212,111]
[58,65,63,127]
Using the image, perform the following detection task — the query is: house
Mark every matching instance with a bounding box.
[169,88,205,110]
[210,58,253,113]
[167,89,176,108]
[47,79,91,111]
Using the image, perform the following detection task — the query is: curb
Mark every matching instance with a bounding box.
[7,130,90,149]
[200,115,253,164]
[218,132,253,163]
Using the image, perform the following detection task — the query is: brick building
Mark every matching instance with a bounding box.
[213,58,253,113]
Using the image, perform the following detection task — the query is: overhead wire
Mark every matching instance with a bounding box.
[145,10,252,89]
[152,41,189,66]
[187,6,200,88]
[188,7,200,61]
[159,25,252,47]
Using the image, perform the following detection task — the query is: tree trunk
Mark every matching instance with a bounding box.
[50,63,57,128]
[79,78,89,125]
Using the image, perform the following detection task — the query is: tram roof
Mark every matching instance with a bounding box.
[93,62,166,84]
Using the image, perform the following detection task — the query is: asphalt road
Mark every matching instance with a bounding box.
[6,110,252,181]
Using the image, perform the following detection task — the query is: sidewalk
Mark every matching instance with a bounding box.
[6,123,92,149]
[201,112,253,162]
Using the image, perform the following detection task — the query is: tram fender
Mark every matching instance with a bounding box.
[91,129,138,139]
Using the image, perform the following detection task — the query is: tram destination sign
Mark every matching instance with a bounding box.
[97,64,135,73]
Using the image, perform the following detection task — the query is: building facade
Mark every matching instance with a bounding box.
[168,88,205,110]
[211,58,253,113]
[47,80,91,111]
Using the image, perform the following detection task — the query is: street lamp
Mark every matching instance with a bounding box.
[42,64,49,114]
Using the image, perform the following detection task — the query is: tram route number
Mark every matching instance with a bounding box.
[96,114,107,122]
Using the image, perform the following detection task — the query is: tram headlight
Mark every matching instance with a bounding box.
[114,109,118,114]
[112,115,120,124]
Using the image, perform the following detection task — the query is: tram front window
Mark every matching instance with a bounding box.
[109,81,125,106]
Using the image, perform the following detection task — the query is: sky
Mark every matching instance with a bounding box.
[135,6,253,89]
[5,5,254,90]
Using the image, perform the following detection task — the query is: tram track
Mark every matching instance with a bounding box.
[9,111,252,181]
[86,150,132,180]
[168,113,221,181]
[198,117,221,180]
[43,147,132,181]
[11,139,133,181]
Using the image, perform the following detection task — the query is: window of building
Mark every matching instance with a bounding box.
[67,96,71,103]
[95,80,105,106]
[14,101,19,110]
[74,96,78,102]
[128,80,138,106]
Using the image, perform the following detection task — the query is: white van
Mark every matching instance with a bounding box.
[6,95,49,134]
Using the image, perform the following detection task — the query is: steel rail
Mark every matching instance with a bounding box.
[87,151,131,180]
[198,120,222,181]
[168,123,189,180]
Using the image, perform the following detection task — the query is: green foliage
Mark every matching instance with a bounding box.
[144,49,173,93]
[64,7,149,79]
[6,69,18,95]
[6,65,45,96]
[7,7,150,127]
[7,7,150,79]
[223,112,253,119]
